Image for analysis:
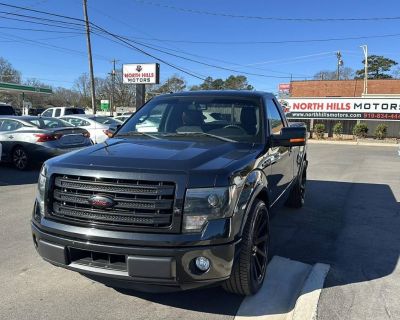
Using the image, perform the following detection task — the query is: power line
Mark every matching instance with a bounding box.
[0,3,207,80]
[133,0,400,22]
[0,26,84,34]
[117,32,400,45]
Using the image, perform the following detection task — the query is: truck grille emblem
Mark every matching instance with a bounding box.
[88,195,115,209]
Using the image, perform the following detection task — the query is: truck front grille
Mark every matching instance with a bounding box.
[49,175,176,231]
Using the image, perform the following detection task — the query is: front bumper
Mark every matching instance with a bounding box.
[31,221,239,291]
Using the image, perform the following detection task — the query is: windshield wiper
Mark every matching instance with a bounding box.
[165,132,236,142]
[115,131,161,140]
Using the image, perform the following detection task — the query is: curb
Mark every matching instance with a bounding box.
[234,256,330,320]
[292,263,330,320]
[308,140,398,147]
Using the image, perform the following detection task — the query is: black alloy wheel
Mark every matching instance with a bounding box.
[250,209,269,285]
[12,147,29,170]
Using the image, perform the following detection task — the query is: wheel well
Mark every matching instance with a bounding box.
[256,188,269,208]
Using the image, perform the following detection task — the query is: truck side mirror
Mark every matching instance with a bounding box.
[272,126,307,147]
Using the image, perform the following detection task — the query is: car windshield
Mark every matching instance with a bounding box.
[27,118,73,129]
[91,116,120,125]
[117,96,263,143]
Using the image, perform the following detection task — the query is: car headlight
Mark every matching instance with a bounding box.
[183,187,235,233]
[37,163,48,216]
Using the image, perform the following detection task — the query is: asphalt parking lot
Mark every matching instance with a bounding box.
[0,144,399,320]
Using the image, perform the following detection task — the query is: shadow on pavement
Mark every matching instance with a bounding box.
[0,165,39,186]
[113,179,399,316]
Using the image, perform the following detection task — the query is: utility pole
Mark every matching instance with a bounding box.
[361,45,368,95]
[82,0,96,114]
[336,51,343,80]
[110,59,117,116]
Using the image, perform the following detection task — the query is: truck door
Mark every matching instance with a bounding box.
[264,98,294,204]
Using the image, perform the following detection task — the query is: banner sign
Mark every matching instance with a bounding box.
[280,98,400,121]
[123,63,160,84]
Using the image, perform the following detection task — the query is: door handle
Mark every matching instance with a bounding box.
[8,135,14,139]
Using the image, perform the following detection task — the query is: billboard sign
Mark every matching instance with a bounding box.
[123,63,160,84]
[281,98,400,121]
[278,83,291,91]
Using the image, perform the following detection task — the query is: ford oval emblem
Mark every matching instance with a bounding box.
[88,195,115,209]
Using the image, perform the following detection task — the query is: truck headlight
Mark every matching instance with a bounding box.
[183,187,234,233]
[37,163,48,216]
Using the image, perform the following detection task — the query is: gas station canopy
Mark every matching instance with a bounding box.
[0,82,52,95]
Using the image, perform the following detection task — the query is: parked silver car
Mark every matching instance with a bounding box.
[0,116,92,170]
[60,115,120,144]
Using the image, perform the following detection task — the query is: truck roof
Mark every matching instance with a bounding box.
[156,90,275,99]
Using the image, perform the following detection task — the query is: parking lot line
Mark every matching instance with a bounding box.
[234,256,330,320]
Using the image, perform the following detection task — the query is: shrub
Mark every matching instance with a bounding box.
[353,123,368,138]
[374,124,388,140]
[333,122,343,139]
[313,123,325,139]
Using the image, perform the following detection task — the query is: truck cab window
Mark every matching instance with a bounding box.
[266,99,284,135]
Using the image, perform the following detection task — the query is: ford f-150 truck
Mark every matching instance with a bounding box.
[31,91,307,296]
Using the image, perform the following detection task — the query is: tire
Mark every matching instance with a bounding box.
[286,166,307,208]
[12,146,30,170]
[223,199,270,296]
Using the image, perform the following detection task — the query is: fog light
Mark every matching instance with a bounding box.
[195,256,210,272]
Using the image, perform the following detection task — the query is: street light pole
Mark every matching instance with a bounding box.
[360,45,368,95]
[82,0,96,114]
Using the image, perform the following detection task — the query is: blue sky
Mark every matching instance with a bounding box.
[1,0,400,93]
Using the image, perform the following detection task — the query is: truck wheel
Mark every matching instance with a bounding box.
[12,146,30,170]
[286,168,306,208]
[223,199,269,296]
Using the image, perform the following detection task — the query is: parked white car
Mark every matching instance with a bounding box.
[41,107,85,118]
[60,115,120,144]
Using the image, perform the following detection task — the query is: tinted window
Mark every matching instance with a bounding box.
[266,99,284,135]
[65,108,85,115]
[118,97,263,143]
[54,109,61,117]
[0,119,22,131]
[26,118,72,129]
[0,105,15,115]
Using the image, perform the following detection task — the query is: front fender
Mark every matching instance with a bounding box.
[231,169,268,239]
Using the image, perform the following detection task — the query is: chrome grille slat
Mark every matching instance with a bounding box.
[49,174,175,230]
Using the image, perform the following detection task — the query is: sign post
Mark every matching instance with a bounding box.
[122,63,160,111]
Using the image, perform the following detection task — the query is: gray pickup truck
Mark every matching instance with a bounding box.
[32,90,307,296]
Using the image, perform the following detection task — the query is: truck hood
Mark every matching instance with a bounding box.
[51,137,259,175]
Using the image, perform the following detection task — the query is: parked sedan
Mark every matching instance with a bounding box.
[0,116,92,170]
[61,115,119,144]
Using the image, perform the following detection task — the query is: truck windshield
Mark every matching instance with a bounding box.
[117,96,263,143]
